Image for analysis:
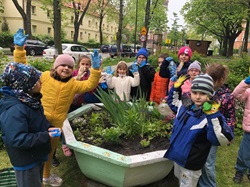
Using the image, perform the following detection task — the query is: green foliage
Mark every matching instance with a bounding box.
[0,32,13,48]
[28,57,53,72]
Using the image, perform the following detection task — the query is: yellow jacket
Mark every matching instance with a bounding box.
[14,46,101,128]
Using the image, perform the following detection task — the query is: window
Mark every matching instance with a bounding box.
[107,25,109,31]
[71,31,74,39]
[48,27,51,35]
[88,33,91,40]
[32,6,36,15]
[80,32,83,39]
[88,20,91,27]
[111,26,113,32]
[96,22,98,29]
[95,34,97,41]
[32,25,37,33]
[102,24,105,30]
[47,10,50,18]
[71,16,74,23]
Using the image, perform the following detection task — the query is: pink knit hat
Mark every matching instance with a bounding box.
[188,60,201,72]
[178,46,192,59]
[53,54,75,69]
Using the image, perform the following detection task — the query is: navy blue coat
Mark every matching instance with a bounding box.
[0,96,51,167]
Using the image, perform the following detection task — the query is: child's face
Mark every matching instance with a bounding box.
[137,55,146,64]
[56,64,73,79]
[117,67,127,75]
[190,91,209,107]
[179,53,190,63]
[188,69,200,80]
[29,79,42,94]
[79,58,91,71]
[158,57,164,67]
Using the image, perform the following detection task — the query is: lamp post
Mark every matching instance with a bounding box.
[134,0,138,53]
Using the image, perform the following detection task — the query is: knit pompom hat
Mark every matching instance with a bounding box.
[191,74,214,97]
[1,62,41,92]
[178,46,192,59]
[188,60,201,72]
[136,48,148,60]
[53,54,75,69]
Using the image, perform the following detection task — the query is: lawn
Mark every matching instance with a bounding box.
[0,134,249,187]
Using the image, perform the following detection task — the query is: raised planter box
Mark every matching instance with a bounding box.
[65,104,174,187]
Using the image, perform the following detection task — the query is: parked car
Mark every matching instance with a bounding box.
[100,44,111,53]
[43,43,93,63]
[109,44,134,58]
[10,39,49,56]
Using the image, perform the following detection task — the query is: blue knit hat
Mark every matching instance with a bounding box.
[1,62,41,92]
[136,48,148,59]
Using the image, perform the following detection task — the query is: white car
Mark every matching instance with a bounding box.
[43,43,93,62]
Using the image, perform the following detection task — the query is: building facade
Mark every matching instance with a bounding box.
[0,0,118,43]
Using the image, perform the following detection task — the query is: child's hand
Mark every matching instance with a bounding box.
[48,128,61,138]
[76,66,87,80]
[245,76,250,84]
[174,74,190,88]
[14,28,29,46]
[105,66,114,75]
[203,100,221,115]
[91,49,101,69]
[129,63,138,73]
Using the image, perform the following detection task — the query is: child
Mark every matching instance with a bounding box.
[106,61,139,101]
[168,60,201,94]
[165,74,234,187]
[13,28,101,186]
[198,63,236,187]
[149,54,169,105]
[129,48,155,101]
[0,62,61,187]
[232,75,250,184]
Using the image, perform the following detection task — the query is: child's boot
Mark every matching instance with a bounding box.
[233,171,243,184]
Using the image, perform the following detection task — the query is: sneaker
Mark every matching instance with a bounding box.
[51,155,60,167]
[43,174,63,186]
[233,171,243,184]
[62,144,72,157]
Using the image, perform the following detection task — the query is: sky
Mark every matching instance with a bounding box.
[167,0,188,28]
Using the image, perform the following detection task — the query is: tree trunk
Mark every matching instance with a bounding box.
[99,13,104,47]
[117,0,123,56]
[243,20,250,53]
[12,0,32,38]
[53,0,62,55]
[143,0,151,48]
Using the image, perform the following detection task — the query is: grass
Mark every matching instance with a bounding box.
[0,135,249,186]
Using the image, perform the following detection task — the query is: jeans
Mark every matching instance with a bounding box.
[198,145,218,187]
[235,132,250,174]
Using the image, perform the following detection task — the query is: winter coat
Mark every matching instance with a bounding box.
[168,79,192,94]
[232,80,250,132]
[214,84,236,132]
[165,86,234,170]
[106,73,140,101]
[0,96,51,167]
[129,63,155,101]
[149,72,169,104]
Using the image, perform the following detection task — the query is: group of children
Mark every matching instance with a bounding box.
[0,28,248,187]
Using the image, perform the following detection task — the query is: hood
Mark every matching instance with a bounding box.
[0,87,20,115]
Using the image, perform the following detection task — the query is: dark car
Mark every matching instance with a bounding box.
[10,39,49,56]
[109,44,134,58]
[100,44,111,53]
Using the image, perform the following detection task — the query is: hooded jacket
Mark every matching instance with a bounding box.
[0,94,51,167]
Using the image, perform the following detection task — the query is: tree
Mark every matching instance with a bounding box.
[53,0,62,54]
[90,0,111,46]
[182,0,247,57]
[72,0,91,43]
[12,0,32,38]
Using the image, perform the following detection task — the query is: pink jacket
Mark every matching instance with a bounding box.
[168,79,191,94]
[232,80,250,132]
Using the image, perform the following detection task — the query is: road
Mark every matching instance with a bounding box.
[6,52,111,61]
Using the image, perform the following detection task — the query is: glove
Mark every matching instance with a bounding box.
[203,100,221,115]
[245,76,250,84]
[138,60,147,68]
[100,82,108,89]
[129,63,138,73]
[174,74,190,88]
[105,66,114,75]
[14,28,29,46]
[91,49,101,69]
[49,129,61,137]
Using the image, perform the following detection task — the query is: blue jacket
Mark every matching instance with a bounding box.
[165,87,234,170]
[0,95,51,168]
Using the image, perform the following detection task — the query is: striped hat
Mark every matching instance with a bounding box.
[191,74,214,97]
